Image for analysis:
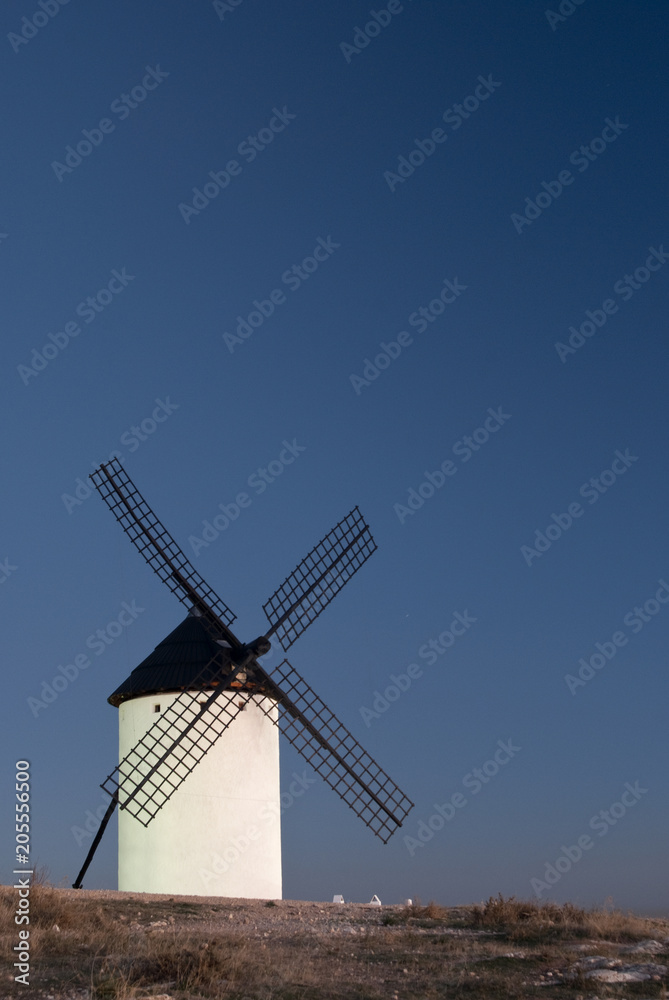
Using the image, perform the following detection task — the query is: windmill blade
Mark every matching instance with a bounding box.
[255,659,413,843]
[101,653,252,826]
[90,459,239,648]
[263,507,377,650]
[101,652,250,826]
[74,659,245,885]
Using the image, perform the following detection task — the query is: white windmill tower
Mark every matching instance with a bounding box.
[73,459,413,897]
[108,613,282,897]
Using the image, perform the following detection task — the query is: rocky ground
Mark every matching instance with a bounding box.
[1,887,668,999]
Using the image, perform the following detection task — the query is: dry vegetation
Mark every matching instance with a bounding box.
[1,884,668,1000]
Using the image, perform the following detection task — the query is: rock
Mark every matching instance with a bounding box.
[620,939,665,954]
[569,940,619,951]
[585,963,667,983]
[567,955,667,984]
[573,956,618,970]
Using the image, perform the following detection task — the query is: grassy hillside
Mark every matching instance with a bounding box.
[2,885,668,999]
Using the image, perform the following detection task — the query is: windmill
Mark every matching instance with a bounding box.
[73,458,413,897]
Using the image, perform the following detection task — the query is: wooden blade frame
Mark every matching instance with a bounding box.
[255,659,414,843]
[101,653,251,825]
[90,459,240,650]
[263,507,377,650]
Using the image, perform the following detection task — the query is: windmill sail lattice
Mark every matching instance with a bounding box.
[74,460,413,888]
[101,662,247,825]
[263,506,377,650]
[255,660,414,843]
[90,460,238,645]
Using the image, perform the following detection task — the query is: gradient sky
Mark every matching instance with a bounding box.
[2,0,668,913]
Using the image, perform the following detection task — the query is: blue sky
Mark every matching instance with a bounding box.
[2,0,668,913]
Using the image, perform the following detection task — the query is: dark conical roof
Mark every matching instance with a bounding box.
[108,614,231,707]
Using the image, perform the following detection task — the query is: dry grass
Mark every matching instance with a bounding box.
[1,885,667,1000]
[1,885,274,998]
[469,892,664,941]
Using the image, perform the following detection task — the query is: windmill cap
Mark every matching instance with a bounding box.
[107,613,231,706]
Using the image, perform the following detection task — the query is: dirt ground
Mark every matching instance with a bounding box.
[2,887,668,1000]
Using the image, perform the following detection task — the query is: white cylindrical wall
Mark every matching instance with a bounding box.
[117,690,281,898]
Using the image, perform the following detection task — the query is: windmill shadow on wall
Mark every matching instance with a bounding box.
[73,459,414,898]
